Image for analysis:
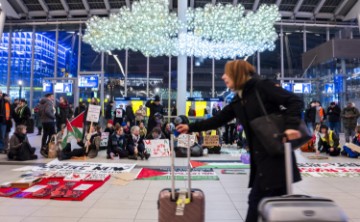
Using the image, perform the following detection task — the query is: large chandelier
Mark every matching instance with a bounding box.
[83,0,280,59]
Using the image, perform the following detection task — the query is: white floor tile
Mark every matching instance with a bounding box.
[31,206,88,217]
[82,208,138,219]
[21,217,79,222]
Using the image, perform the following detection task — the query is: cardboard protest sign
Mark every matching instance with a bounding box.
[203,135,219,147]
[86,105,101,122]
[344,143,360,153]
[177,134,196,148]
[144,139,170,157]
[100,132,109,147]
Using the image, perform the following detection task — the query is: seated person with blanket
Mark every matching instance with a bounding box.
[342,125,360,158]
[8,125,37,161]
[107,124,128,159]
[126,125,150,160]
[317,125,341,156]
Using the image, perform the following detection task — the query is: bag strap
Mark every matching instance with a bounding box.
[254,88,270,122]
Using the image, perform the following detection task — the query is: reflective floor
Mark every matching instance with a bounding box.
[0,133,359,222]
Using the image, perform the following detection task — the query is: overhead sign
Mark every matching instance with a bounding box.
[324,83,334,94]
[282,83,292,92]
[79,75,99,88]
[292,83,311,94]
[86,104,101,122]
[54,83,72,94]
[43,82,53,92]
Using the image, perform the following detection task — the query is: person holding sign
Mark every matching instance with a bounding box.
[176,60,303,222]
[113,104,125,126]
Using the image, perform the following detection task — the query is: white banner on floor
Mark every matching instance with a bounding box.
[31,159,136,175]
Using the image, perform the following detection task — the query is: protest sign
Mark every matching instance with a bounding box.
[86,104,101,122]
[144,139,170,157]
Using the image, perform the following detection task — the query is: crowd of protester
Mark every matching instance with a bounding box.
[1,88,360,161]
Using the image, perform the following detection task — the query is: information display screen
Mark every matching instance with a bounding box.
[79,76,99,88]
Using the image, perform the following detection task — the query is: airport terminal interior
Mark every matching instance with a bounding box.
[0,0,360,221]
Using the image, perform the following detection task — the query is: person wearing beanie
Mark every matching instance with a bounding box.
[175,60,304,221]
[145,95,164,133]
[317,124,341,156]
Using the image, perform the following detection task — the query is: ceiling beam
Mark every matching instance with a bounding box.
[82,0,90,11]
[276,0,282,7]
[15,0,28,14]
[38,0,49,14]
[252,0,260,11]
[104,0,111,11]
[313,0,326,15]
[334,0,349,16]
[293,0,304,14]
[59,0,70,17]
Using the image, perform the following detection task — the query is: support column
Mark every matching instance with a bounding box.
[6,27,12,95]
[326,28,330,41]
[257,52,260,75]
[29,26,36,110]
[303,26,307,52]
[340,59,347,107]
[0,9,6,39]
[190,56,193,97]
[75,24,82,106]
[280,26,284,82]
[100,52,105,116]
[125,49,128,96]
[168,56,171,121]
[177,0,188,115]
[54,24,59,78]
[146,56,150,97]
[212,58,215,97]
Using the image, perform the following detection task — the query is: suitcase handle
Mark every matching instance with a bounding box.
[170,134,192,201]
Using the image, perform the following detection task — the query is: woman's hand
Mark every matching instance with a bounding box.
[176,124,189,134]
[284,129,302,140]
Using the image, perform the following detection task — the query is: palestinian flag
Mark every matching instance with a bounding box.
[60,112,85,149]
[190,160,250,169]
[69,111,85,140]
[136,168,219,181]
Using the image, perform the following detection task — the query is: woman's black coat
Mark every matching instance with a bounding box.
[189,78,304,191]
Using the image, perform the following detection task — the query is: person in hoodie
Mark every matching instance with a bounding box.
[125,103,135,126]
[56,96,73,132]
[38,93,56,158]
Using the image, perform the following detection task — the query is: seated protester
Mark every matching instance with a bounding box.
[107,124,128,159]
[104,120,115,135]
[8,125,37,161]
[341,125,360,158]
[139,121,147,138]
[146,127,166,140]
[126,125,150,160]
[317,125,341,156]
[162,122,173,140]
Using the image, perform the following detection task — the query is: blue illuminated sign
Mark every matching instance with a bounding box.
[43,82,53,92]
[324,83,334,94]
[282,83,292,92]
[54,83,72,94]
[79,75,99,88]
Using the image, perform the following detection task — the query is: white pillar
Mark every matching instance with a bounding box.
[303,26,307,52]
[75,24,82,106]
[326,28,330,41]
[168,56,171,121]
[54,24,59,77]
[0,10,6,39]
[29,27,36,110]
[280,26,284,81]
[190,56,193,97]
[177,0,188,115]
[125,49,128,96]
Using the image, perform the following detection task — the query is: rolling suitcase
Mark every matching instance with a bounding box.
[158,134,205,222]
[258,142,348,222]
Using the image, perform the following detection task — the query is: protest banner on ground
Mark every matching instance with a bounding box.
[298,162,360,177]
[31,159,136,175]
[144,139,170,157]
[136,168,219,180]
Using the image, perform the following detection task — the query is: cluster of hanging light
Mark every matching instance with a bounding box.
[83,0,280,59]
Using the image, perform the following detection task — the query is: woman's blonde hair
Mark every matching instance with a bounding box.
[224,60,256,90]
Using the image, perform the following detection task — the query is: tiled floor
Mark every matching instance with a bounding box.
[0,134,359,222]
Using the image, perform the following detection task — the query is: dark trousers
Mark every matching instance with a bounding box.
[127,143,145,156]
[59,143,86,160]
[107,146,129,158]
[41,122,56,151]
[245,179,286,222]
[224,123,236,144]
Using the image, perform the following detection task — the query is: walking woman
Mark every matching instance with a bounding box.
[176,60,304,222]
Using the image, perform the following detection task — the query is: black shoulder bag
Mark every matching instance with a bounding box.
[249,89,311,156]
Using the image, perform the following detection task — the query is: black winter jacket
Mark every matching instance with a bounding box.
[189,78,304,191]
[326,105,341,122]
